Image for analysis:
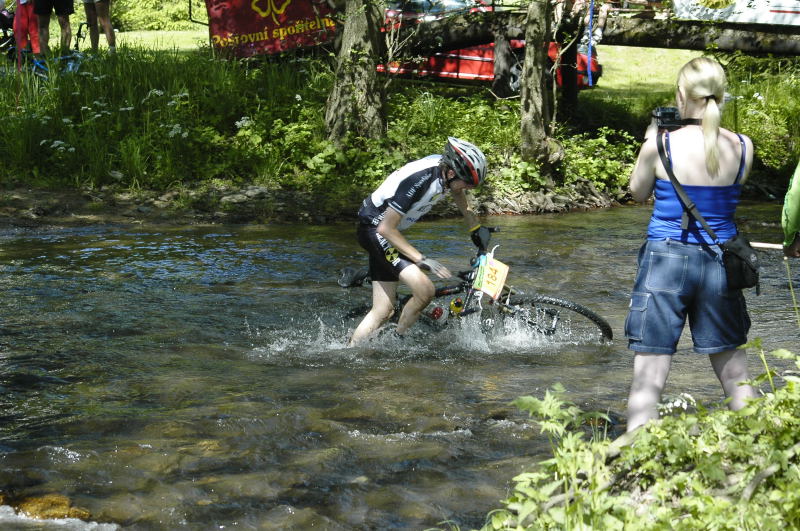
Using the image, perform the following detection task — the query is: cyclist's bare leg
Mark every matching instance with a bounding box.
[95,0,115,49]
[57,14,71,51]
[709,348,756,410]
[626,353,671,432]
[396,266,435,335]
[37,14,51,55]
[348,280,397,346]
[83,2,99,50]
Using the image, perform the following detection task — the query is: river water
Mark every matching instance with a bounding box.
[0,203,796,530]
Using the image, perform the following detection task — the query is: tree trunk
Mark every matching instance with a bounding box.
[325,0,385,143]
[491,28,514,98]
[519,0,553,169]
[559,38,579,108]
[398,12,800,58]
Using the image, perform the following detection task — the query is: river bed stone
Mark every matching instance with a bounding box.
[0,182,624,228]
[16,493,91,520]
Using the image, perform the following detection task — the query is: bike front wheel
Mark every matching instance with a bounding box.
[503,295,613,342]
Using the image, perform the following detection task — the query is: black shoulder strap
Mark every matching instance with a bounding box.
[656,131,721,245]
[735,133,746,184]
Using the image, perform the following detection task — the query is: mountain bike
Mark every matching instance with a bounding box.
[2,21,86,77]
[339,240,613,342]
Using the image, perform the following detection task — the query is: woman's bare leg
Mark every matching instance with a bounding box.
[626,353,672,432]
[709,348,757,410]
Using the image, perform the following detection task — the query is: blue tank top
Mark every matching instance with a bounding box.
[647,132,746,244]
[647,180,741,243]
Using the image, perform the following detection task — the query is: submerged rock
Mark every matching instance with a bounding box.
[0,181,623,228]
[257,504,348,530]
[16,493,91,520]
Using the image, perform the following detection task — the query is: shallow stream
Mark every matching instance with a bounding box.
[0,203,796,529]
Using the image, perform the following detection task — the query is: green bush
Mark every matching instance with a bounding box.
[112,0,207,31]
[0,47,796,217]
[723,54,800,179]
[481,347,800,530]
[558,127,637,194]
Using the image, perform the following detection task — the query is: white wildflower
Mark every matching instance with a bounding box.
[167,124,183,138]
[235,116,252,129]
[141,89,164,104]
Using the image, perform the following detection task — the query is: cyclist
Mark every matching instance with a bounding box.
[783,159,800,258]
[36,0,74,55]
[348,137,493,345]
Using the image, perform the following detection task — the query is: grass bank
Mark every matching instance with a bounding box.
[0,37,797,223]
[477,345,800,530]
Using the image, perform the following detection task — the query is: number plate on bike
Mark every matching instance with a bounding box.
[473,258,509,300]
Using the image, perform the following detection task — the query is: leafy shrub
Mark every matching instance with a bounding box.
[481,347,800,530]
[0,46,796,216]
[559,127,637,194]
[723,54,800,179]
[112,0,207,31]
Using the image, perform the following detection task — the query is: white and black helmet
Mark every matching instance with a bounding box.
[442,137,487,187]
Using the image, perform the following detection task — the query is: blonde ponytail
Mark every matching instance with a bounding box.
[703,95,722,175]
[677,57,726,176]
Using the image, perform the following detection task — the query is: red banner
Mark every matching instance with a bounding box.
[205,0,337,57]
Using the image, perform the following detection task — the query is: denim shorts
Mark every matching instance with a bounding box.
[624,239,750,355]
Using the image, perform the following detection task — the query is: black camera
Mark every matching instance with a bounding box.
[653,106,682,131]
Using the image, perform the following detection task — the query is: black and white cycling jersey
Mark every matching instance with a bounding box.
[358,155,445,231]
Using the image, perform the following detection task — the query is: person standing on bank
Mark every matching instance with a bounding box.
[82,0,115,53]
[35,0,73,55]
[782,160,800,258]
[624,57,757,432]
[12,0,41,64]
[348,137,492,346]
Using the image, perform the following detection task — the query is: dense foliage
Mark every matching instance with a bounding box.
[0,48,797,218]
[0,48,628,217]
[111,0,208,32]
[481,345,800,530]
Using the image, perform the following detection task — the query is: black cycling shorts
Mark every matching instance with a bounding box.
[35,0,75,17]
[356,224,414,282]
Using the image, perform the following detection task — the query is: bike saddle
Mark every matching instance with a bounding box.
[338,267,370,288]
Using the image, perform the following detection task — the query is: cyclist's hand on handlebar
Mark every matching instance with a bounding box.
[470,225,498,252]
[417,257,452,279]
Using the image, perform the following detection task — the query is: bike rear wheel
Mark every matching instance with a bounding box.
[505,295,613,342]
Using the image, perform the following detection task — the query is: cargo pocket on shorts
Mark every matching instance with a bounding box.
[624,292,650,341]
[644,252,687,292]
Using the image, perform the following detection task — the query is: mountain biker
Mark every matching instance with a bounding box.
[783,160,800,258]
[36,0,74,55]
[348,137,493,346]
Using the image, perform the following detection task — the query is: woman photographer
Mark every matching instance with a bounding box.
[624,57,757,432]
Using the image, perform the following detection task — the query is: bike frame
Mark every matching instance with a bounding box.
[402,247,520,319]
[341,242,614,340]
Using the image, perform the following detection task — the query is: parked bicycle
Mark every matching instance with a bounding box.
[339,236,613,342]
[1,17,87,77]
